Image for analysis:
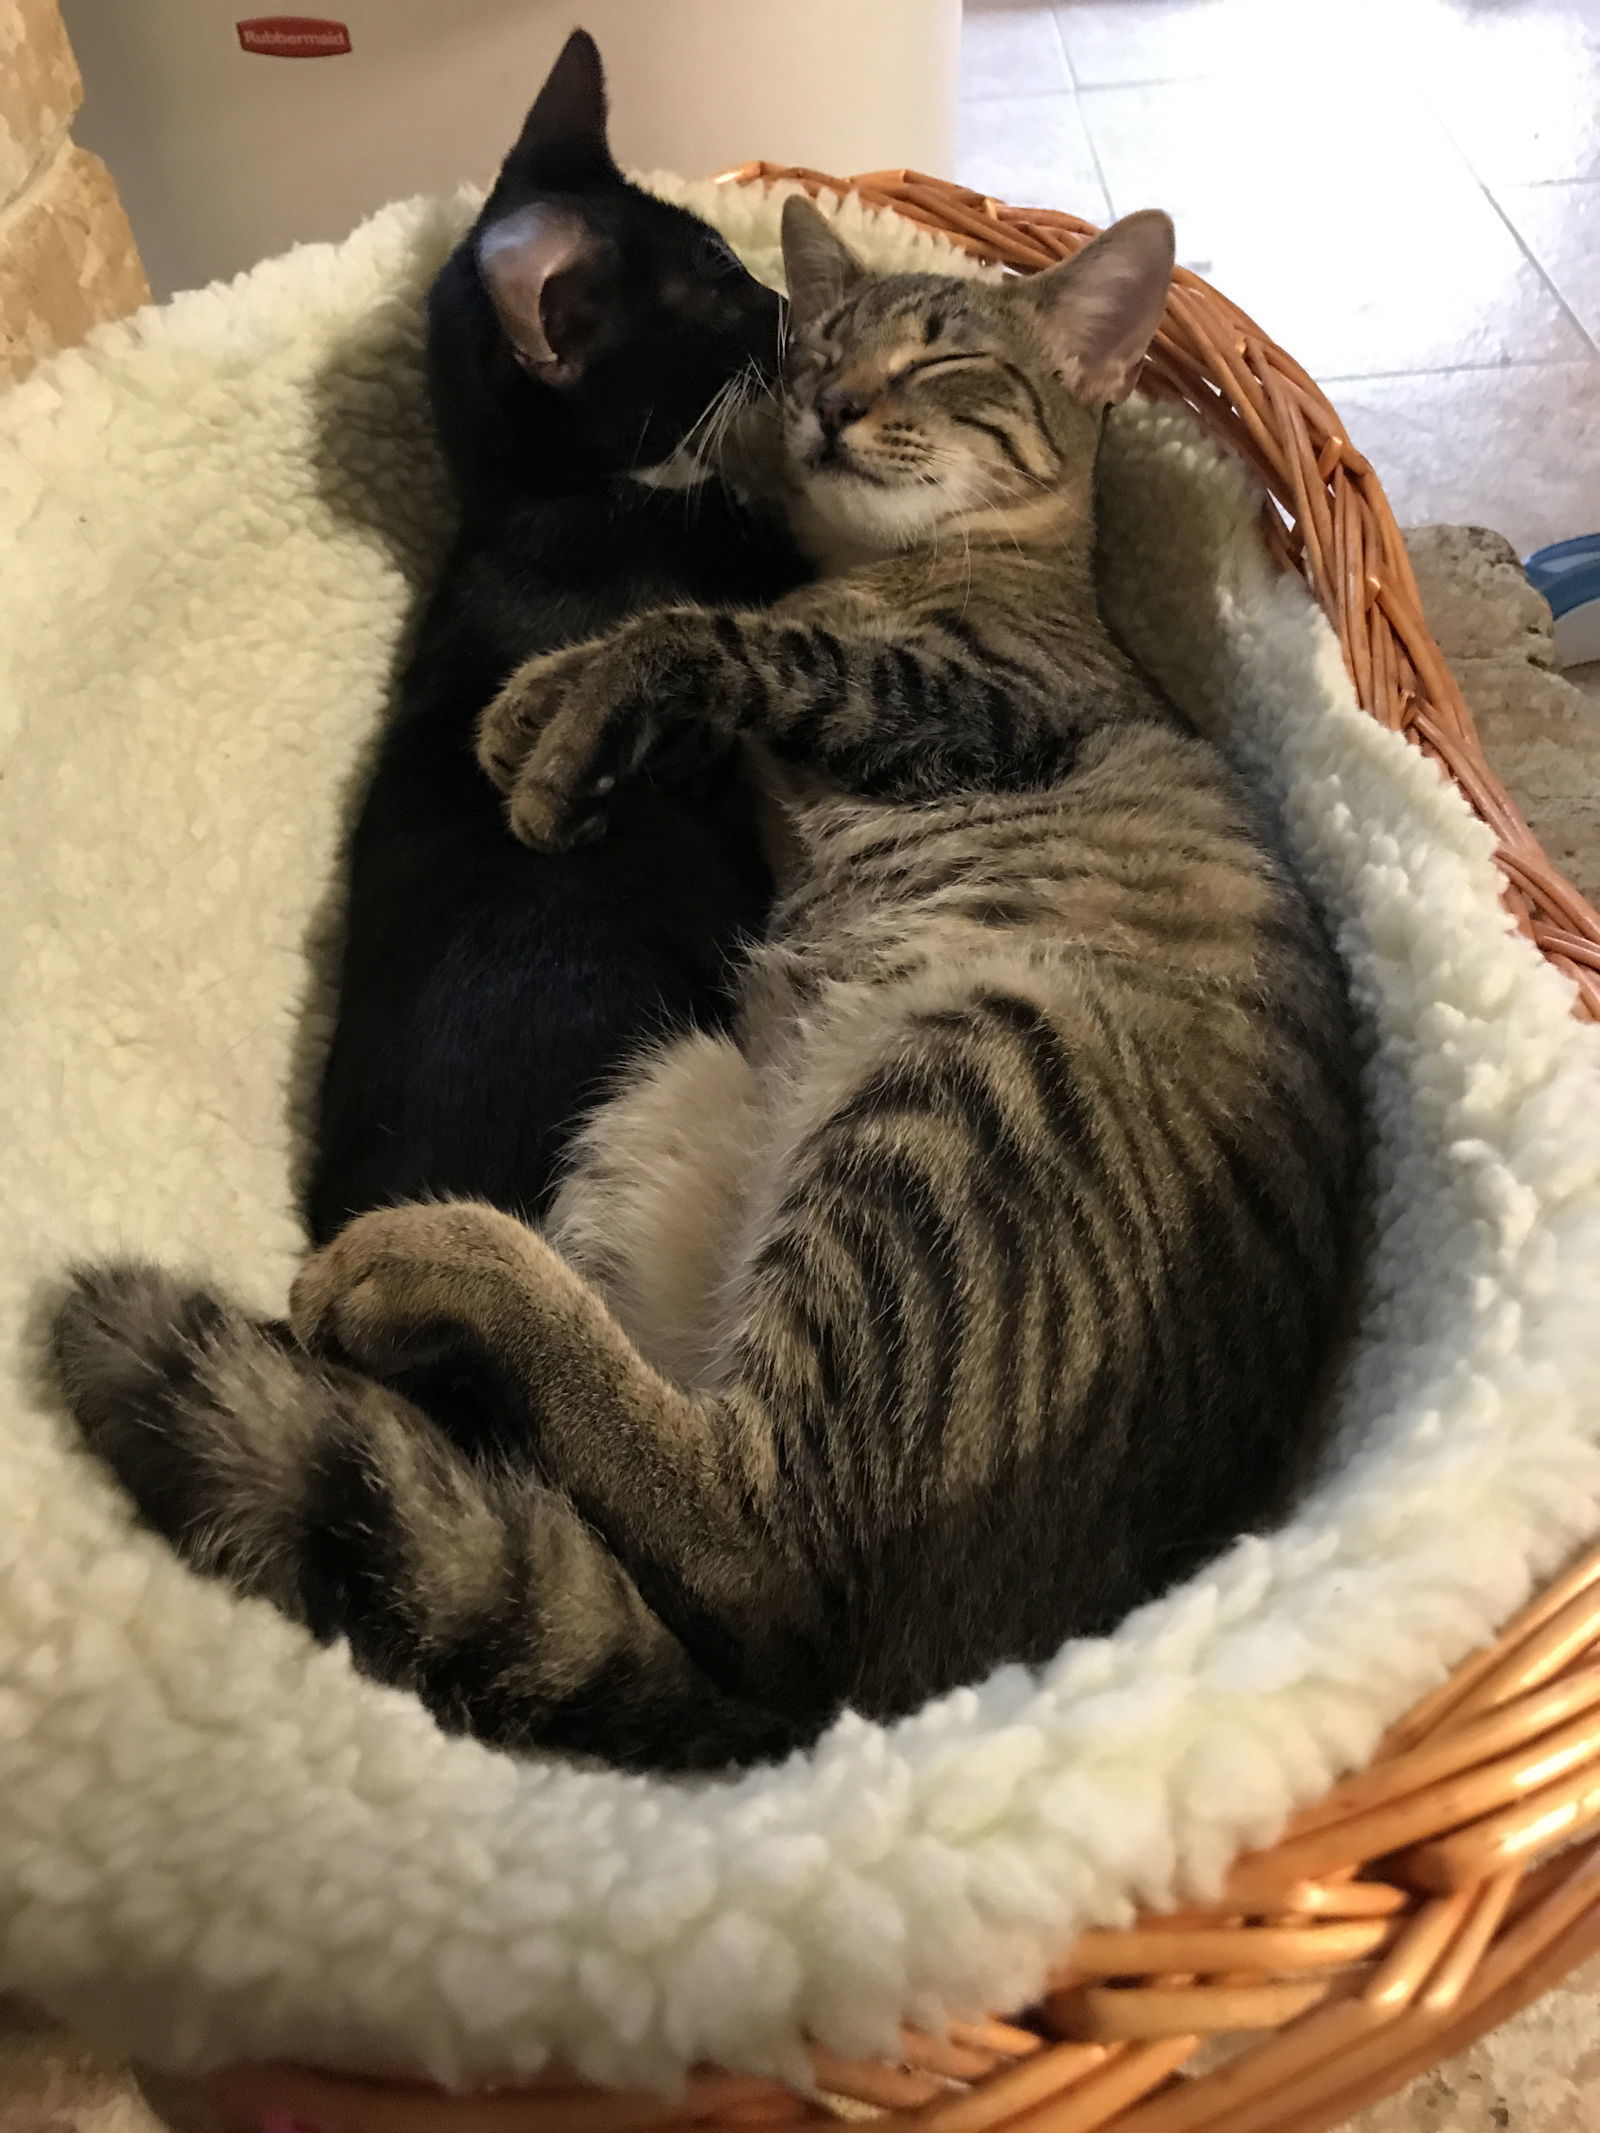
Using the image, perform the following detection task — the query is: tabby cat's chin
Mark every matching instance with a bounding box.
[788,472,953,565]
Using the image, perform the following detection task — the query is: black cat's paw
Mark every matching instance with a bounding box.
[50,1262,236,1552]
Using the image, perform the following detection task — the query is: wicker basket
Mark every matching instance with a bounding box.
[150,169,1600,2133]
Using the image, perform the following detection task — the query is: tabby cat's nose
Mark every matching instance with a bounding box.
[815,385,870,438]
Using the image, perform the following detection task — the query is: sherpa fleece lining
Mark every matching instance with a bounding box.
[1,175,1598,2093]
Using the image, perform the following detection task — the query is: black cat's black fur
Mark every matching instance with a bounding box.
[307,33,804,1273]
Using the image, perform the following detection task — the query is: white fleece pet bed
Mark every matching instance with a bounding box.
[3,175,1600,2094]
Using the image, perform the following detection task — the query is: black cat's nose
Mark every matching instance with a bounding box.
[815,384,870,438]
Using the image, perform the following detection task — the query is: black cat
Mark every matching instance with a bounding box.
[308,32,804,1279]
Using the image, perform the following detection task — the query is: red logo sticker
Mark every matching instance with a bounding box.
[237,16,352,57]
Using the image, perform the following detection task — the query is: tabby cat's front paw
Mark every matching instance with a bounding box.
[477,639,602,797]
[503,712,626,851]
[480,642,639,851]
[290,1200,532,1379]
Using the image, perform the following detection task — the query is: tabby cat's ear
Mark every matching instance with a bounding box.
[478,205,610,386]
[502,29,618,191]
[780,196,867,329]
[1020,210,1175,406]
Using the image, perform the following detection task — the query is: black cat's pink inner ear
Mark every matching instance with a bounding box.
[478,204,594,382]
[780,194,867,329]
[1021,209,1176,407]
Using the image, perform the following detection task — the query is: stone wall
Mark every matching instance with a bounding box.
[0,0,147,388]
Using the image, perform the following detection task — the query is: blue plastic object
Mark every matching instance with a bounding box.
[1525,535,1600,668]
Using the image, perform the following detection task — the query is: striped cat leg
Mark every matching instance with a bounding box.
[478,602,1063,853]
[51,1261,803,1769]
[289,1201,834,1710]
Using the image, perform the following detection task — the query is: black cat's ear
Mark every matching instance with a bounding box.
[478,204,611,386]
[780,195,866,330]
[502,29,618,191]
[1019,210,1174,406]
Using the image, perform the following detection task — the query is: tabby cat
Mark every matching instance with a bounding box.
[54,199,1363,1776]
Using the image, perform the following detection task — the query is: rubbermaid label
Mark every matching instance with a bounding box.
[237,17,352,57]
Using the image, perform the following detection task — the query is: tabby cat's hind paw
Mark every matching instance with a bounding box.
[290,1200,534,1380]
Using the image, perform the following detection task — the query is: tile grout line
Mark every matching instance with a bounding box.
[1056,78,1117,223]
[1045,7,1117,219]
[1062,73,1201,90]
[1050,6,1083,92]
[1075,98,1116,225]
[1318,361,1593,386]
[1054,22,1185,214]
[1401,65,1600,366]
[1473,179,1600,365]
[959,87,1084,105]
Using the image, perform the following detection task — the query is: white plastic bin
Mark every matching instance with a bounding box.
[63,0,962,298]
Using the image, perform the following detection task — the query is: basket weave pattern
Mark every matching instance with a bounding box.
[164,170,1600,2133]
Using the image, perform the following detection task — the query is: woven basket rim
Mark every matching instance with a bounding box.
[150,167,1600,2133]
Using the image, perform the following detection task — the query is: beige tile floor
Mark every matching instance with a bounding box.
[958,0,1600,559]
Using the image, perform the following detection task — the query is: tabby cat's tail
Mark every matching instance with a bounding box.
[52,1264,805,1772]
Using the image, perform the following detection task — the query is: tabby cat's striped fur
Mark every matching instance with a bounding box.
[53,201,1362,1774]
